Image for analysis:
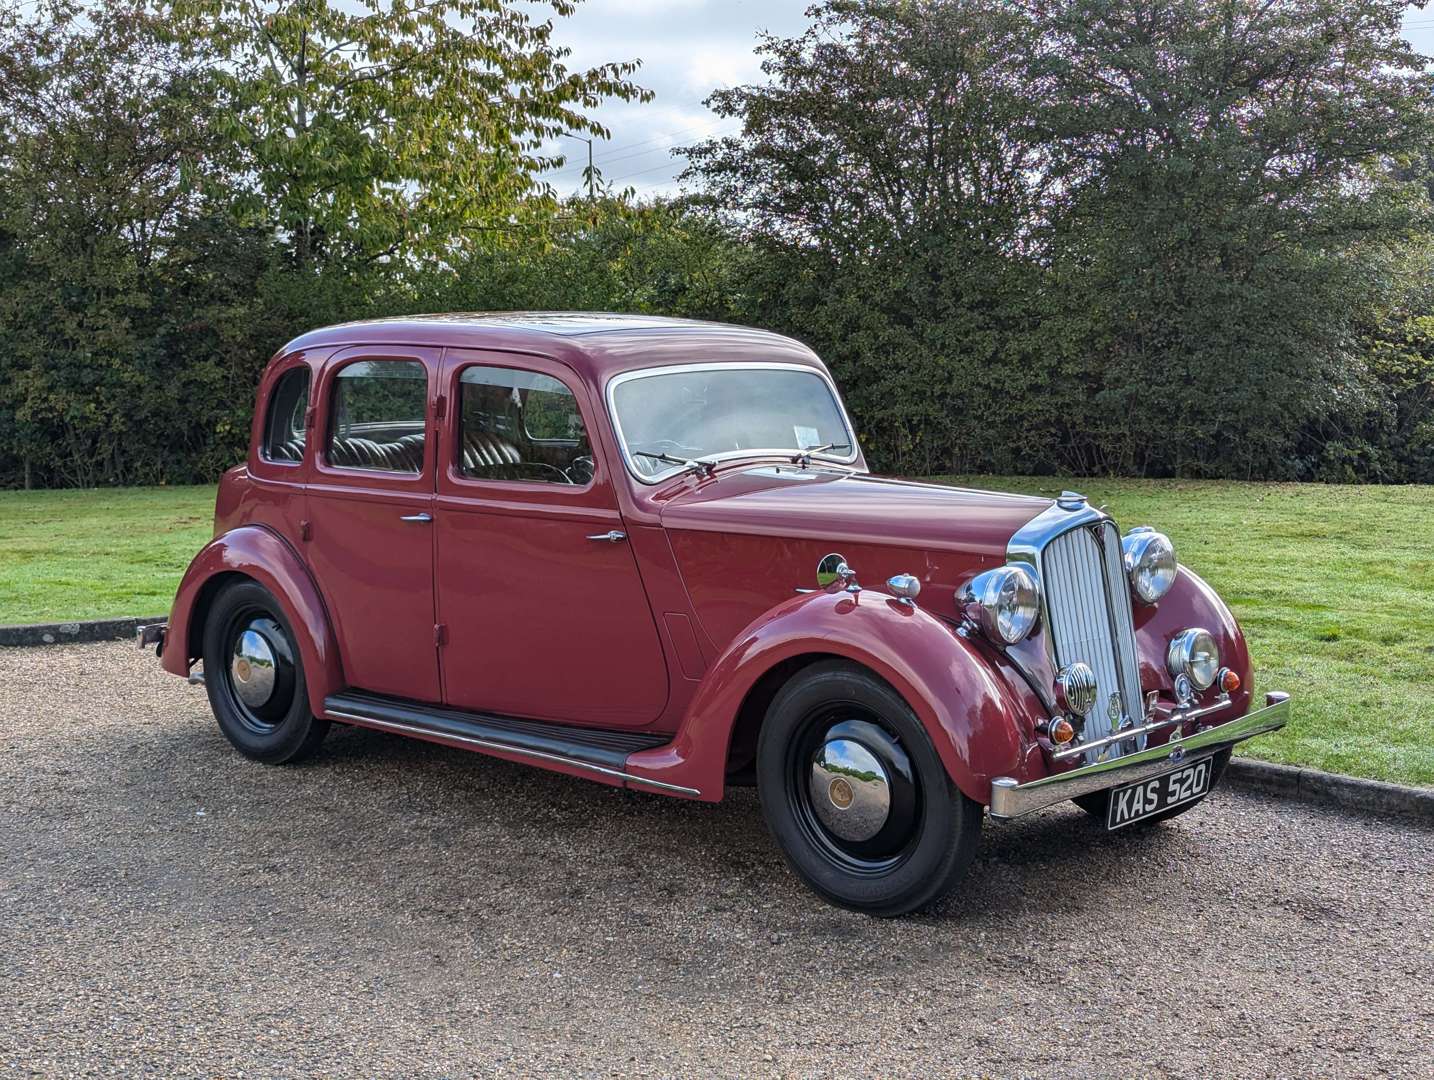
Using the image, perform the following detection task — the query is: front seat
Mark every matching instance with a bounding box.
[461,430,523,474]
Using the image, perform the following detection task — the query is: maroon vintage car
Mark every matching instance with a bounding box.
[144,313,1289,915]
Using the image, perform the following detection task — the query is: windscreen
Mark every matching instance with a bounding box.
[611,366,853,479]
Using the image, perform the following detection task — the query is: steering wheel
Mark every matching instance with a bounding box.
[564,455,595,485]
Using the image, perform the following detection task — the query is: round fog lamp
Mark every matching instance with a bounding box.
[1057,663,1098,717]
[1168,628,1220,691]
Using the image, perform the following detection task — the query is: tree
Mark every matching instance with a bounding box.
[1033,0,1434,477]
[681,0,1060,474]
[421,196,753,321]
[175,0,653,268]
[681,0,1434,479]
[0,1,250,487]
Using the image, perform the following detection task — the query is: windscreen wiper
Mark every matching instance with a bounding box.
[790,442,850,468]
[633,450,718,478]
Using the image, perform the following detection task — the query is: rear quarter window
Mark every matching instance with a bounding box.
[262,368,310,464]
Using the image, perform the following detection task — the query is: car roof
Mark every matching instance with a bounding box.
[276,312,827,384]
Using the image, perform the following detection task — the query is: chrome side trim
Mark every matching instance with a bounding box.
[988,692,1290,820]
[604,361,861,485]
[324,709,701,797]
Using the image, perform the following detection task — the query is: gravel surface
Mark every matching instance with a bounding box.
[3,642,1431,1078]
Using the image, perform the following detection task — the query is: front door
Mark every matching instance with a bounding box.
[306,348,441,702]
[434,349,669,727]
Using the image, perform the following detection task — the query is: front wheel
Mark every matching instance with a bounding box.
[756,660,981,917]
[202,580,330,764]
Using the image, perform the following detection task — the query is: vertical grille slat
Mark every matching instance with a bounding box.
[1040,521,1144,762]
[1101,523,1145,728]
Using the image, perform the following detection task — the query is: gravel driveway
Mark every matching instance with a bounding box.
[3,642,1431,1078]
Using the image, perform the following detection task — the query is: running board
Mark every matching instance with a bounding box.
[322,690,698,797]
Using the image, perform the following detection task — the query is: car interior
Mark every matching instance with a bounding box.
[261,360,597,484]
[457,373,594,485]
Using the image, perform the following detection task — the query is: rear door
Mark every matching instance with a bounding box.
[306,347,441,702]
[434,348,669,727]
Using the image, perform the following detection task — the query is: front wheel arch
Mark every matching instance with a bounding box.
[674,590,1044,805]
[724,652,855,783]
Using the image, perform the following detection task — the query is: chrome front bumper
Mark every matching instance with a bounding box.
[136,622,167,653]
[989,691,1291,820]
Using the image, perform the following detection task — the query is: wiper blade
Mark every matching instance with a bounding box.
[790,442,850,467]
[633,450,717,477]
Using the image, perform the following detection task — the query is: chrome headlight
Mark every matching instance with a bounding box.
[1122,526,1177,603]
[1168,628,1219,691]
[959,565,1040,644]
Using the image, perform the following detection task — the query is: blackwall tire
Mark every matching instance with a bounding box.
[1073,748,1232,826]
[756,660,981,917]
[202,580,330,765]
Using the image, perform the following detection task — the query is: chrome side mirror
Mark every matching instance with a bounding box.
[816,552,849,588]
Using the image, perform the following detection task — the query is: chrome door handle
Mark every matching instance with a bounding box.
[586,530,626,543]
[400,513,433,523]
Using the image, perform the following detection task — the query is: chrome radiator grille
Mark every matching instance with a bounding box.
[1041,521,1144,760]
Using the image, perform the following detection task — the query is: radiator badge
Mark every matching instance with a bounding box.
[1106,691,1123,725]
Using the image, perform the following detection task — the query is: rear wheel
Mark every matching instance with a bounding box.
[202,580,329,764]
[756,660,981,916]
[1073,748,1232,826]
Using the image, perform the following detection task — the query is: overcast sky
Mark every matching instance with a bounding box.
[538,0,816,198]
[539,0,1434,200]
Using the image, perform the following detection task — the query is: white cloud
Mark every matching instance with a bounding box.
[577,0,710,14]
[539,0,811,191]
[683,43,765,95]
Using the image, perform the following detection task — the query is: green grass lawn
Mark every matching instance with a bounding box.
[932,477,1434,787]
[1,478,1430,785]
[0,485,216,623]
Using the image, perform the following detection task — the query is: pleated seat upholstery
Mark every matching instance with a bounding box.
[326,430,522,474]
[328,433,425,472]
[461,431,522,473]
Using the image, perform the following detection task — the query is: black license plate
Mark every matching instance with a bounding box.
[1106,757,1214,830]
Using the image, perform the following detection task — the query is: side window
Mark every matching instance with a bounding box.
[458,366,594,485]
[262,367,310,463]
[326,360,428,473]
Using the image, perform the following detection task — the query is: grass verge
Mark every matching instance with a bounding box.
[931,477,1434,787]
[2,477,1429,785]
[0,486,216,624]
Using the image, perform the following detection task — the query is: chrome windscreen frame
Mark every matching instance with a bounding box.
[604,361,861,485]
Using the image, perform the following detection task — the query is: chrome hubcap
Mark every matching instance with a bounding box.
[788,713,921,874]
[809,738,891,842]
[230,628,277,708]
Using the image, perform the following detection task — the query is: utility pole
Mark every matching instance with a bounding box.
[559,132,595,201]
